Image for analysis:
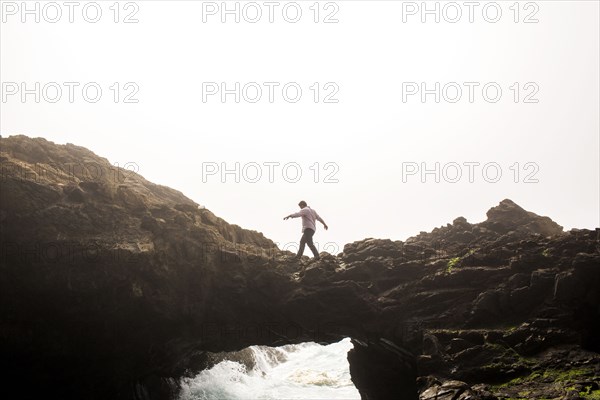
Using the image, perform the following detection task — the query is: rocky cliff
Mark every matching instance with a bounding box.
[1,135,599,400]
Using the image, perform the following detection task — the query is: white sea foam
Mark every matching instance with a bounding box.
[179,338,360,400]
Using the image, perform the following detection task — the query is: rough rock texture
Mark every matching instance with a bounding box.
[1,135,599,400]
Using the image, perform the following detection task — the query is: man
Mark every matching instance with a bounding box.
[284,200,328,260]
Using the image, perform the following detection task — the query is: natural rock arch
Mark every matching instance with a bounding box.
[1,136,598,400]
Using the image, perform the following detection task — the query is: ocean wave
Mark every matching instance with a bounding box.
[179,338,360,400]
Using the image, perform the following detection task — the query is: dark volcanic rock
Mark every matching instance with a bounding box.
[349,338,418,400]
[482,199,564,236]
[1,135,599,400]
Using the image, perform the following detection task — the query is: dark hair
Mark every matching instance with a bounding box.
[298,200,307,207]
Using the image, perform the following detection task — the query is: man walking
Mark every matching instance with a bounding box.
[284,200,328,260]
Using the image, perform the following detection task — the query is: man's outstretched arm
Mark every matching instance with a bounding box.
[283,211,302,220]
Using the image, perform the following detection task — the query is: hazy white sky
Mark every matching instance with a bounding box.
[2,0,599,253]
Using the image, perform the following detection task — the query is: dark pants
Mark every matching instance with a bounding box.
[298,228,319,258]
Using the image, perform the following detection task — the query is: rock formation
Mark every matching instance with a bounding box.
[1,135,598,400]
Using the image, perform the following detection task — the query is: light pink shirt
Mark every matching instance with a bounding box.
[290,206,325,233]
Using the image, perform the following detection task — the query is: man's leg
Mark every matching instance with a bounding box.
[305,229,320,259]
[297,231,307,258]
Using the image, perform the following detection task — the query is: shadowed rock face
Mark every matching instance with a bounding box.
[1,135,599,400]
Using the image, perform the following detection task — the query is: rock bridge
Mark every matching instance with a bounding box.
[1,136,599,400]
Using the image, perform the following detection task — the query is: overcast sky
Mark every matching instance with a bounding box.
[2,0,599,253]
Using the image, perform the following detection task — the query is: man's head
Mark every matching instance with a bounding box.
[298,200,307,208]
